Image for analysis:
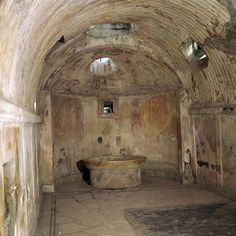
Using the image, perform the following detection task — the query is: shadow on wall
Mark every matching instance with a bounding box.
[76,160,90,185]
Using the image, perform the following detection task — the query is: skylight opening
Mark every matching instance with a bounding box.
[87,23,136,38]
[181,38,209,70]
[90,57,117,77]
[46,35,66,59]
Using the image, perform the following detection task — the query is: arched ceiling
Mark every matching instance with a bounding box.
[42,47,180,96]
[1,0,236,111]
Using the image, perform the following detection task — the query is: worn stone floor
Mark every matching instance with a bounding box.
[35,177,233,236]
[125,203,236,235]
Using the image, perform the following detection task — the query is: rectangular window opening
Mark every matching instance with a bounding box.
[103,101,113,114]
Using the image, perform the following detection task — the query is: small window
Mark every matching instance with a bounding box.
[99,98,118,117]
[103,101,113,114]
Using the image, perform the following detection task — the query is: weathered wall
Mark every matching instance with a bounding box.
[193,115,221,186]
[178,90,194,184]
[221,114,236,198]
[51,95,82,180]
[51,93,179,183]
[0,98,41,236]
[38,93,54,192]
[191,105,236,200]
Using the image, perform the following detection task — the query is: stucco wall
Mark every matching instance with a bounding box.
[51,93,179,183]
[0,99,41,236]
[191,106,236,200]
[221,115,236,198]
[39,93,54,192]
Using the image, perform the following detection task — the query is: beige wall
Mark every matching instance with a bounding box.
[0,98,41,236]
[39,94,54,192]
[191,107,236,200]
[51,93,179,182]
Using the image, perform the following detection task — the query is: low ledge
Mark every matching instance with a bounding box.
[190,104,236,115]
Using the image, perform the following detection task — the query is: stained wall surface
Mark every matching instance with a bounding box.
[191,106,236,199]
[39,93,54,192]
[0,101,41,236]
[51,93,179,182]
[221,115,236,198]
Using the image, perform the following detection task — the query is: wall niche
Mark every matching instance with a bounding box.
[98,97,118,118]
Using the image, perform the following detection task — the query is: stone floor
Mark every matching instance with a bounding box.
[35,177,233,236]
[125,203,236,235]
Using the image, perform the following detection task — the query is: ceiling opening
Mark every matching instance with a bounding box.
[181,38,209,70]
[87,23,136,38]
[90,57,117,77]
[46,35,66,58]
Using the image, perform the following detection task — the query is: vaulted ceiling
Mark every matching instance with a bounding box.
[41,47,180,96]
[1,0,236,111]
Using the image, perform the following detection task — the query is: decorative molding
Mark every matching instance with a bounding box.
[189,104,236,115]
[0,97,41,123]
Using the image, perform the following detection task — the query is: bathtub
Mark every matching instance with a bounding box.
[83,155,147,189]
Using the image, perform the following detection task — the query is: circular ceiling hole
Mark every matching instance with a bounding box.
[90,57,117,77]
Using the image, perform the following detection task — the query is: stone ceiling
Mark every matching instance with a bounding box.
[1,0,236,111]
[42,47,180,96]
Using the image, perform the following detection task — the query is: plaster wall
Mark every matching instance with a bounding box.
[51,93,179,183]
[191,106,236,200]
[178,90,193,183]
[221,115,236,198]
[39,94,54,192]
[0,98,41,236]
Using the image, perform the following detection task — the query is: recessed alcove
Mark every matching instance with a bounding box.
[98,97,118,117]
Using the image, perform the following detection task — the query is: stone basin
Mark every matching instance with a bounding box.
[83,155,147,189]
